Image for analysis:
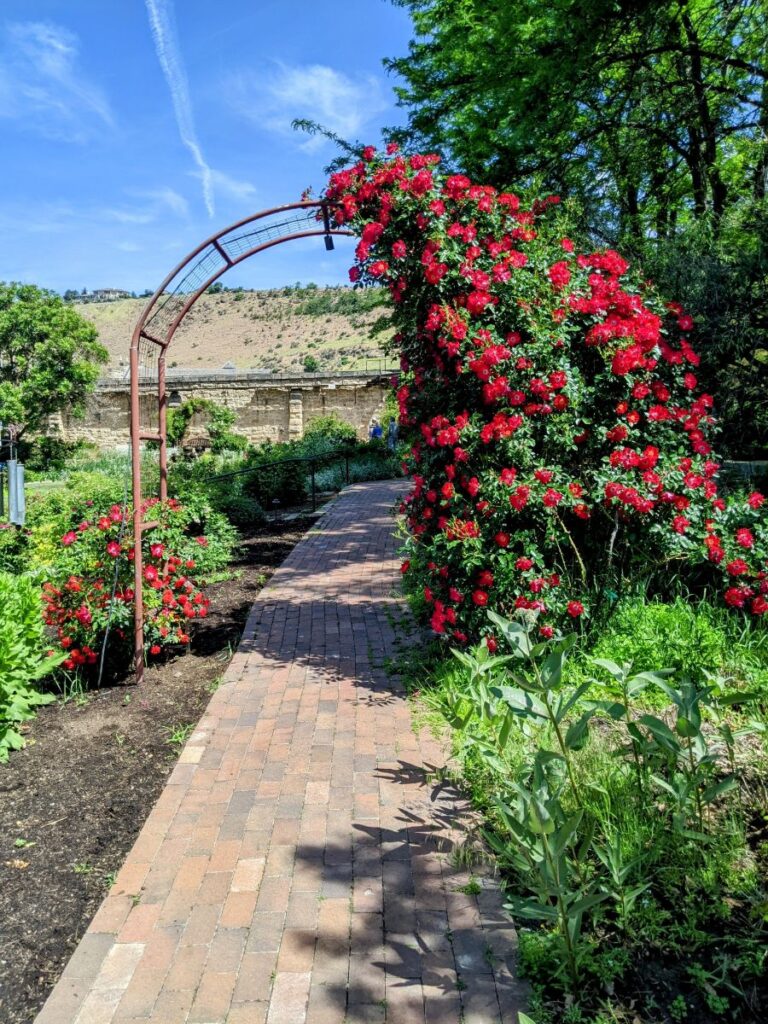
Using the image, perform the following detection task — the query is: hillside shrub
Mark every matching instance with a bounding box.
[0,572,60,760]
[325,148,768,644]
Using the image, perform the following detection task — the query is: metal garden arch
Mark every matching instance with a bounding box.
[129,200,352,681]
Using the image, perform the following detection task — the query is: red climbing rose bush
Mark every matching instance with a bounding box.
[42,498,232,672]
[325,147,768,645]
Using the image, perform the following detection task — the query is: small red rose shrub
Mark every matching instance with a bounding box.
[325,148,768,644]
[43,498,218,673]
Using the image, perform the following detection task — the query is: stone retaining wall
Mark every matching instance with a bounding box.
[52,372,395,448]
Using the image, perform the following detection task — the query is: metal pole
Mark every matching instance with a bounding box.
[8,460,18,524]
[158,352,168,501]
[130,337,145,684]
[0,464,4,519]
[310,460,316,512]
[14,462,25,526]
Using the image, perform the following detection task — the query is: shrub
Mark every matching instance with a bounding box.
[25,472,129,571]
[167,398,247,452]
[41,496,235,674]
[20,436,86,472]
[301,412,358,449]
[243,441,308,507]
[212,491,266,529]
[0,572,60,760]
[0,522,29,574]
[325,148,768,644]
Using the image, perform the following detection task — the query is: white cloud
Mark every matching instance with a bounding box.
[144,0,214,216]
[0,201,78,235]
[101,187,190,225]
[102,208,155,225]
[0,187,189,240]
[136,187,190,217]
[190,169,257,204]
[227,63,386,150]
[0,21,113,141]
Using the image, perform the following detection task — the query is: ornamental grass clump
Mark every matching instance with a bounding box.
[325,147,768,644]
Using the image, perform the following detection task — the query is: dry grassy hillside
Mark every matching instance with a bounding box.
[79,286,393,375]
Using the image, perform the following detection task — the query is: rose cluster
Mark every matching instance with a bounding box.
[326,147,768,645]
[43,499,210,671]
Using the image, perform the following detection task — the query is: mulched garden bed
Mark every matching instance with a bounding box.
[0,517,311,1024]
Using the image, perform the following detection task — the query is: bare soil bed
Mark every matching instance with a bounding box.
[0,519,310,1024]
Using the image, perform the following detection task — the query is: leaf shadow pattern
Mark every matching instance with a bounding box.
[285,758,528,1022]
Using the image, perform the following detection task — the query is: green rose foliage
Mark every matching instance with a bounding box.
[325,148,768,647]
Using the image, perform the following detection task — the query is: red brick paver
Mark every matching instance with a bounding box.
[35,481,526,1024]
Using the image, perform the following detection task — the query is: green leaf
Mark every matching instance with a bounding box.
[592,657,625,679]
[550,810,583,858]
[564,711,593,751]
[568,890,609,918]
[638,715,680,753]
[586,699,626,720]
[717,692,759,706]
[554,681,594,723]
[496,686,548,720]
[675,715,699,739]
[505,896,559,922]
[701,776,738,804]
[488,611,531,657]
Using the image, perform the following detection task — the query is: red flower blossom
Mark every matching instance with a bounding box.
[548,261,571,290]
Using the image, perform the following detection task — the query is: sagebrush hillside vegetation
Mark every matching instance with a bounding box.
[78,285,392,374]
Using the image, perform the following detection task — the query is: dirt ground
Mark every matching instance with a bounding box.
[0,519,310,1024]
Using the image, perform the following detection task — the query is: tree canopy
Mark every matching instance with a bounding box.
[386,0,767,236]
[0,283,108,438]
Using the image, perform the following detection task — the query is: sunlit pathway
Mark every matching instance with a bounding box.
[36,480,526,1024]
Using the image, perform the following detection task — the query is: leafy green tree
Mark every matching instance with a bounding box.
[386,0,767,233]
[0,283,108,437]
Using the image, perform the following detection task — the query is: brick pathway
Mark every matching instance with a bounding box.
[36,480,526,1024]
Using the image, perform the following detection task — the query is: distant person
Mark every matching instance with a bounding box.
[369,418,383,440]
[387,417,398,451]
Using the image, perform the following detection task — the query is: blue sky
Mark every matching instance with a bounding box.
[0,0,413,294]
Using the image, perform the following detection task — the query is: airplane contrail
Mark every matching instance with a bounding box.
[144,0,214,216]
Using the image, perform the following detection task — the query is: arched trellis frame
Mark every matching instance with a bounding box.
[130,200,352,682]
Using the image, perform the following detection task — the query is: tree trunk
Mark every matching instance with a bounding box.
[680,8,728,221]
